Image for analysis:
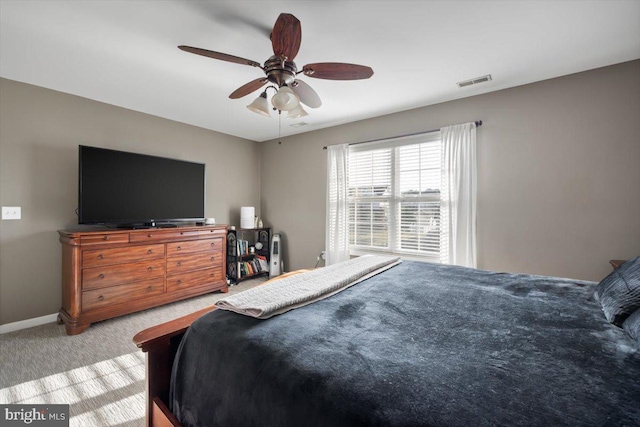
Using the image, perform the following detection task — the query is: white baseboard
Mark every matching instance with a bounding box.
[0,313,59,334]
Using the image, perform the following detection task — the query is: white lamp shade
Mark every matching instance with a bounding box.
[247,94,271,117]
[271,86,300,111]
[240,206,255,229]
[287,104,308,119]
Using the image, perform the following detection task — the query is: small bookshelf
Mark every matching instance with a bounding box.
[226,227,271,284]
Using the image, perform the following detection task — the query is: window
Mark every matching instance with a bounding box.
[347,133,448,262]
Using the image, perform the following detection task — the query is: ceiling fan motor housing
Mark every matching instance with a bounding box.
[264,55,297,87]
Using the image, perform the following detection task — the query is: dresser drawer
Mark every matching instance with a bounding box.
[129,230,199,243]
[82,278,164,311]
[166,238,223,256]
[167,267,224,293]
[166,252,223,275]
[83,259,165,290]
[83,244,164,268]
[80,233,129,246]
[198,228,226,237]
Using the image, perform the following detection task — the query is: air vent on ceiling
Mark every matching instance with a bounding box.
[457,74,492,88]
[290,122,309,127]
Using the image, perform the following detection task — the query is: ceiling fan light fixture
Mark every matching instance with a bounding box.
[271,86,300,111]
[287,104,308,119]
[247,92,271,117]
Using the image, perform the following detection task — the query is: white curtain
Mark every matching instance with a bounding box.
[325,143,350,265]
[441,122,477,268]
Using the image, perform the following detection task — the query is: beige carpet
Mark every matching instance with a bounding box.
[0,278,265,426]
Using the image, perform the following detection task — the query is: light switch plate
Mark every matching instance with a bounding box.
[2,206,21,220]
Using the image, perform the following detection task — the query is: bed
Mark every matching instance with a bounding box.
[134,259,640,427]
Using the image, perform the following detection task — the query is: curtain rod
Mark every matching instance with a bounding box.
[322,120,482,150]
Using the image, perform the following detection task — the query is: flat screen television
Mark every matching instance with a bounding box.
[78,145,205,227]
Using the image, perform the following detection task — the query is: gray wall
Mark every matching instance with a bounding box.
[2,60,639,325]
[0,78,261,325]
[260,60,640,282]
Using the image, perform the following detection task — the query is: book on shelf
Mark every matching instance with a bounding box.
[256,255,269,272]
[236,256,269,278]
[236,239,250,256]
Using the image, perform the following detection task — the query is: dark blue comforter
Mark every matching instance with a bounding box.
[170,261,640,426]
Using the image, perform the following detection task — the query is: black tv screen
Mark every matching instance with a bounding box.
[79,146,205,225]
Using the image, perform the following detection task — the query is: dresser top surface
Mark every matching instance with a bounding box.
[59,224,228,238]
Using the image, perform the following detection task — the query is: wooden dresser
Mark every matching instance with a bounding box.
[58,225,227,335]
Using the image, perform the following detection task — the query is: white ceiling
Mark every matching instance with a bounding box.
[1,1,639,142]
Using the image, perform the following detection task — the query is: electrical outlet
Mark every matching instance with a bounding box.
[2,206,21,220]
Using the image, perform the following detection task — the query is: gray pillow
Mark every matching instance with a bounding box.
[594,257,640,326]
[622,309,640,347]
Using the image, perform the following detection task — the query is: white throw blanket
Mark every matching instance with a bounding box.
[215,255,401,319]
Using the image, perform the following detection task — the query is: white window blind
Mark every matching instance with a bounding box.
[347,133,448,262]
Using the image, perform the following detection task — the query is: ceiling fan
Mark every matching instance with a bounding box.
[178,13,374,118]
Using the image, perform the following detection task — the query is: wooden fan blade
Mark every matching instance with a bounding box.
[302,63,374,80]
[271,13,301,61]
[229,78,269,99]
[178,46,261,68]
[291,80,322,108]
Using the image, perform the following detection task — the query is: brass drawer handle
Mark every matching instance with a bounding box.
[177,261,182,266]
[147,233,153,238]
[98,295,104,301]
[147,266,153,272]
[147,249,153,254]
[210,242,216,247]
[99,273,105,279]
[98,254,104,260]
[176,280,182,285]
[103,236,109,241]
[177,246,182,251]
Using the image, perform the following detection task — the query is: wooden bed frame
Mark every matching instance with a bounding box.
[133,305,208,427]
[133,270,311,427]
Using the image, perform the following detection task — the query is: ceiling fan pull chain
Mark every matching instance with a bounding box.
[278,111,282,145]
